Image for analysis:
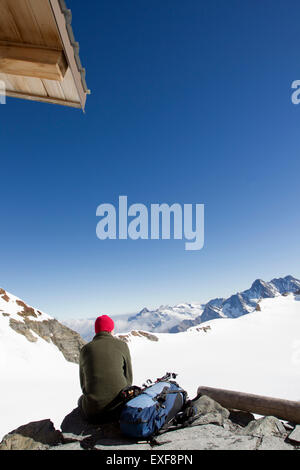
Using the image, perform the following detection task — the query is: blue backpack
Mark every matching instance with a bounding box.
[119,373,187,441]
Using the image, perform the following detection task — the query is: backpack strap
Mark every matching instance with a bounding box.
[155,387,188,406]
[148,436,172,447]
[148,400,200,447]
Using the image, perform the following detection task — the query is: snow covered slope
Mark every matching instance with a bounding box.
[0,289,83,440]
[128,293,300,403]
[173,275,300,331]
[0,288,52,322]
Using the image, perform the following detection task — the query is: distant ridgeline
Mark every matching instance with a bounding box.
[63,275,300,338]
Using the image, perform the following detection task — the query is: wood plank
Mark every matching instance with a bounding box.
[3,0,46,46]
[42,78,65,100]
[0,72,47,95]
[27,0,62,49]
[49,0,87,110]
[197,386,300,424]
[0,1,22,42]
[0,44,68,81]
[0,69,79,103]
[59,67,80,102]
[0,0,61,48]
[6,89,81,108]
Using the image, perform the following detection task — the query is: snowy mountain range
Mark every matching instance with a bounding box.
[63,275,300,339]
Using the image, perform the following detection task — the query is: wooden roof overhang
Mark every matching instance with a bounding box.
[0,0,90,110]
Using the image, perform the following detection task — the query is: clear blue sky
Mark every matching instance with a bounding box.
[1,0,300,319]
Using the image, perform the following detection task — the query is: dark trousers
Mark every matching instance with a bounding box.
[78,395,124,425]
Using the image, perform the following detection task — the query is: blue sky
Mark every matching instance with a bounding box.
[1,0,300,319]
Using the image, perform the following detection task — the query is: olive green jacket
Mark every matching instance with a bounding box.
[79,332,133,419]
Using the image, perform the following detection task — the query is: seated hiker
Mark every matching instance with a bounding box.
[78,315,133,423]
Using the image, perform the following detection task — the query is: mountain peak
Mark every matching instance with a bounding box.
[284,275,296,281]
[271,275,300,294]
[251,279,268,288]
[138,307,150,315]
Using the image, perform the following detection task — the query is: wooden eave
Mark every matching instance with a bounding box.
[0,0,90,110]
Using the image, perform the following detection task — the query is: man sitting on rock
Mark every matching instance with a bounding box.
[78,315,133,423]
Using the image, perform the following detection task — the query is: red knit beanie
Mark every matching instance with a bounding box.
[95,315,114,334]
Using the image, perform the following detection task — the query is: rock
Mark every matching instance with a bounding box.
[241,416,287,438]
[94,425,259,451]
[1,411,295,451]
[1,404,295,451]
[191,411,226,427]
[0,419,63,450]
[9,318,38,343]
[94,439,152,451]
[190,395,230,426]
[257,436,294,450]
[288,425,300,444]
[50,442,84,450]
[60,407,126,449]
[0,434,49,450]
[283,422,296,431]
[153,424,259,450]
[16,300,38,318]
[229,409,255,427]
[136,330,159,341]
[117,331,159,343]
[62,432,90,443]
[9,318,85,364]
[60,407,101,437]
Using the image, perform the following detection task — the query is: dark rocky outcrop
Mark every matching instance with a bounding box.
[241,416,287,438]
[287,425,300,444]
[117,330,159,343]
[15,300,39,318]
[9,318,38,343]
[1,396,299,451]
[0,420,63,450]
[190,395,230,427]
[9,318,86,364]
[228,409,255,427]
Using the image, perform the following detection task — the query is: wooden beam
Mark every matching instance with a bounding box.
[197,386,300,424]
[49,0,87,110]
[5,90,81,108]
[0,44,68,81]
